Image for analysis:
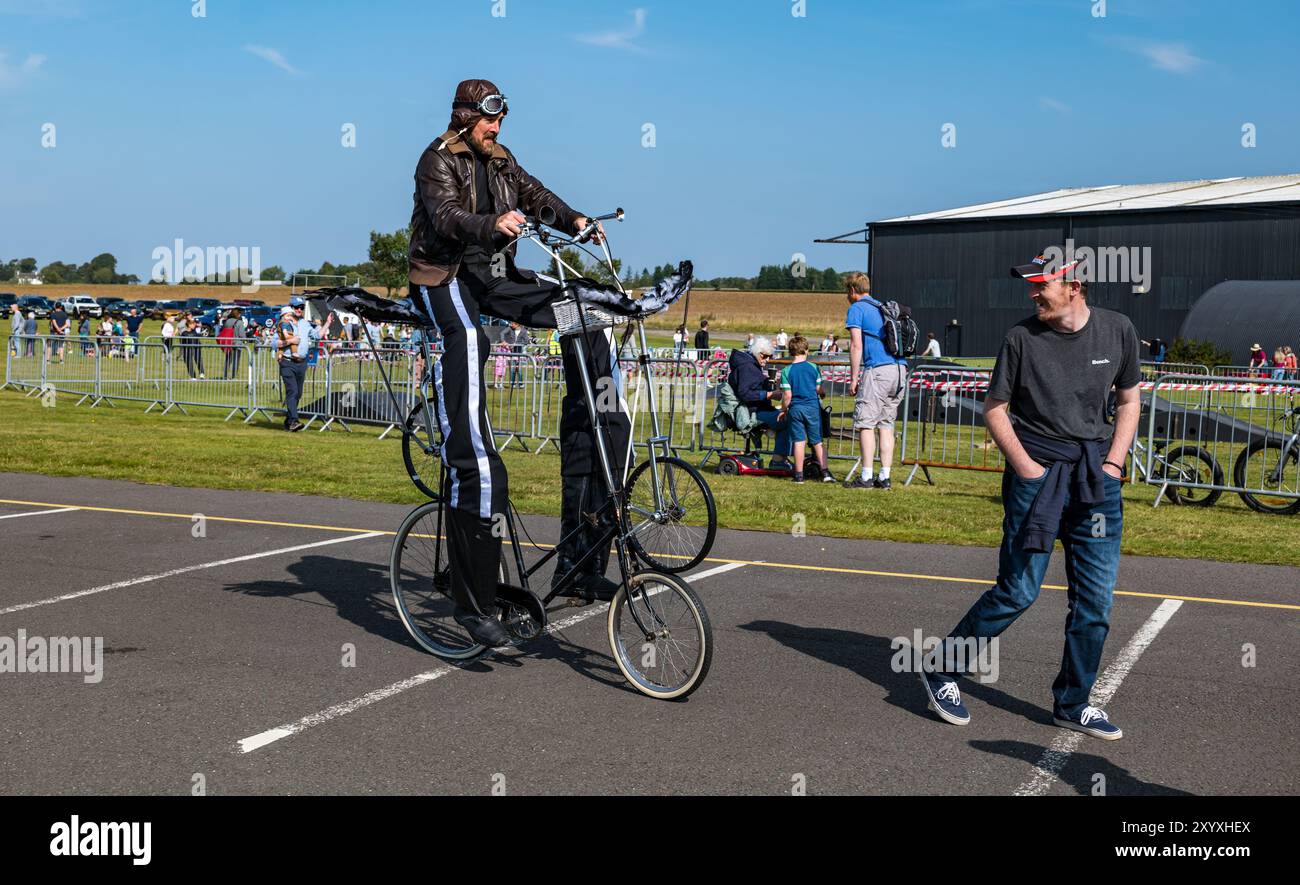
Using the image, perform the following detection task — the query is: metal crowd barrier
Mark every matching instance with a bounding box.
[1140,360,1207,381]
[1143,373,1300,507]
[9,335,1300,513]
[1215,363,1299,382]
[898,365,1002,484]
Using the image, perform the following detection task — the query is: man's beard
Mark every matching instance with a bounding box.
[468,129,495,158]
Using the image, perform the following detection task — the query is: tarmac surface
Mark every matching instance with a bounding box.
[0,472,1295,795]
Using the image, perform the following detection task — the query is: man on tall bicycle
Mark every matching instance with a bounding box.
[408,78,633,648]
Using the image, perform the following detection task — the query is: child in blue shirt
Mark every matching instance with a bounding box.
[779,336,834,483]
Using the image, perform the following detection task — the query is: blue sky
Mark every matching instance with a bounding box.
[2,0,1297,281]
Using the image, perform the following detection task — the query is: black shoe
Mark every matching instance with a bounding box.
[287,420,305,432]
[847,477,875,489]
[821,472,836,483]
[874,477,892,490]
[453,608,513,648]
[793,472,805,483]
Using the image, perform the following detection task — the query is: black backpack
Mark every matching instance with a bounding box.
[866,298,920,358]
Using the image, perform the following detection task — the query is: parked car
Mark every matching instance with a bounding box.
[96,296,127,310]
[132,299,160,316]
[61,294,102,317]
[17,295,54,318]
[233,298,266,307]
[0,293,18,312]
[157,300,186,314]
[241,306,278,327]
[184,297,221,313]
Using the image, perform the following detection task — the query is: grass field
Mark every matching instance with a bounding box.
[2,386,1297,567]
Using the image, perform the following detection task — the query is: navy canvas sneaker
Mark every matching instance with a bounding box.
[1054,706,1123,740]
[919,671,970,725]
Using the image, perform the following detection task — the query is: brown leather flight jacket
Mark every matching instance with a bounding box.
[408,129,582,286]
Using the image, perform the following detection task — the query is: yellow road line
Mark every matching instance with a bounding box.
[2,497,1297,611]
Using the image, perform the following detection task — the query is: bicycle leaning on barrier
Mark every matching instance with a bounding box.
[1233,403,1300,515]
[305,206,719,700]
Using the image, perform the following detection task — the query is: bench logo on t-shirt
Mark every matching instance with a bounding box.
[1091,358,1110,365]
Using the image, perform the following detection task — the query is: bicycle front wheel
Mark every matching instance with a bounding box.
[622,456,717,573]
[402,400,441,501]
[607,570,712,700]
[389,501,485,660]
[1233,440,1300,515]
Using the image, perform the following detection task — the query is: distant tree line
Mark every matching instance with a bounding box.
[2,254,139,285]
[6,232,845,296]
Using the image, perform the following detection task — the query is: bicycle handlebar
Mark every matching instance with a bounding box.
[575,207,624,244]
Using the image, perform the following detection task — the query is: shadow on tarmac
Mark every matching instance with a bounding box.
[968,740,1195,796]
[738,620,1053,725]
[221,553,632,693]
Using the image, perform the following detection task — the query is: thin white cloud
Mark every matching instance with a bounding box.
[244,44,303,77]
[577,8,648,53]
[1126,40,1204,74]
[1039,97,1070,113]
[0,51,46,90]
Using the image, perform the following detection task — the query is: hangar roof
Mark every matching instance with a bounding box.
[877,174,1300,223]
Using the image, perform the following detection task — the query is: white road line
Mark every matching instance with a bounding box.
[0,532,384,616]
[1014,598,1183,797]
[236,561,750,754]
[0,507,79,521]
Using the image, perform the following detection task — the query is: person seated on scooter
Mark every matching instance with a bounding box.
[727,336,794,469]
[778,336,834,483]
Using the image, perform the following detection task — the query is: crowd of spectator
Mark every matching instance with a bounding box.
[1248,343,1297,379]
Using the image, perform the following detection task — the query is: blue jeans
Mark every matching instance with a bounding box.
[279,359,307,424]
[753,408,793,458]
[936,468,1124,717]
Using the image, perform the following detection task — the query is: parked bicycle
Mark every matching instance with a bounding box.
[1233,404,1300,515]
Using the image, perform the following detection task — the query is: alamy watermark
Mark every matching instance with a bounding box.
[1040,238,1152,294]
[150,238,263,293]
[1,630,104,683]
[890,630,999,683]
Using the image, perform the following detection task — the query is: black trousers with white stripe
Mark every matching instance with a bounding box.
[415,269,630,614]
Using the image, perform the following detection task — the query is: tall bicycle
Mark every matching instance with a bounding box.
[309,208,718,699]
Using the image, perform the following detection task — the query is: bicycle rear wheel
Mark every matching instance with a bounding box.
[1158,445,1223,507]
[1233,440,1300,515]
[622,456,717,573]
[390,501,485,660]
[607,570,712,700]
[402,400,441,501]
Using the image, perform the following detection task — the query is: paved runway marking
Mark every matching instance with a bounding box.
[0,506,78,521]
[2,497,1296,610]
[0,532,384,616]
[1013,598,1183,797]
[0,498,391,536]
[235,561,750,755]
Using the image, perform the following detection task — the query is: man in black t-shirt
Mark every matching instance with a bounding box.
[47,306,69,363]
[694,320,709,357]
[919,250,1141,741]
